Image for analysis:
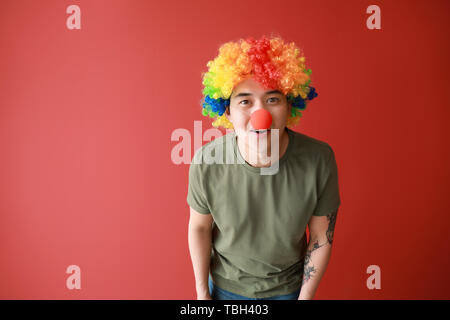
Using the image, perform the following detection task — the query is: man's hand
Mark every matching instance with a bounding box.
[197,293,213,300]
[298,290,314,300]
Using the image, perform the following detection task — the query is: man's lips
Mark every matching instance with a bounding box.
[250,129,271,133]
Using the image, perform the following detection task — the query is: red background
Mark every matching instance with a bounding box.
[0,0,449,299]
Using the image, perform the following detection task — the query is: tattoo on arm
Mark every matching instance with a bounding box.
[326,209,338,245]
[301,209,338,287]
[302,265,317,284]
[302,239,326,286]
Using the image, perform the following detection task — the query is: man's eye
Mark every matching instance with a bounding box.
[267,97,280,103]
[239,100,249,105]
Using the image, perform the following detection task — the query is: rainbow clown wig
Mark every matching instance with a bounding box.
[201,35,318,129]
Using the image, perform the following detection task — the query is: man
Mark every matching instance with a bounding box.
[187,36,341,300]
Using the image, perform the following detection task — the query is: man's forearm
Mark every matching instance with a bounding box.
[188,226,212,297]
[298,236,332,300]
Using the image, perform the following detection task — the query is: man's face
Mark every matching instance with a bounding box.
[226,76,291,148]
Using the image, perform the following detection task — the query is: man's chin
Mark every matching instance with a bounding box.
[246,133,272,151]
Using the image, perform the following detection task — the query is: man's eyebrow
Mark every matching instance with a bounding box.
[232,92,252,98]
[231,90,283,99]
[265,90,283,95]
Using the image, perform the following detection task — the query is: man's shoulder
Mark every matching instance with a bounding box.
[289,129,335,160]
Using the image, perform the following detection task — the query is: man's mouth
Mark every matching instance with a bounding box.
[250,129,271,135]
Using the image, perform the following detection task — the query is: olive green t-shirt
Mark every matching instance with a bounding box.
[186,127,341,298]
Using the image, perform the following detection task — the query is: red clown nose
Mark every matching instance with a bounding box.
[250,109,272,130]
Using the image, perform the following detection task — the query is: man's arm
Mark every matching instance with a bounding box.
[188,207,214,300]
[298,209,338,300]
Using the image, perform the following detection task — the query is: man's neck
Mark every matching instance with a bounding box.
[237,128,289,168]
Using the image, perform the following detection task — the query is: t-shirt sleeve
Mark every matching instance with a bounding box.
[312,146,341,217]
[187,151,211,215]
